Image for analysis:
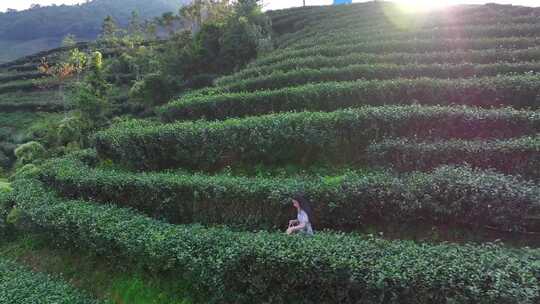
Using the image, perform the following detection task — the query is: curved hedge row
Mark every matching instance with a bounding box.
[255,37,540,68]
[0,72,45,83]
[0,101,63,113]
[289,23,540,51]
[367,136,540,178]
[218,48,540,85]
[99,106,540,171]
[0,79,42,94]
[11,177,540,304]
[162,76,540,122]
[0,258,99,304]
[6,64,40,73]
[275,5,540,47]
[220,62,540,92]
[40,156,540,232]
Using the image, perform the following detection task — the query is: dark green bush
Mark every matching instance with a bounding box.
[217,48,540,85]
[101,106,540,171]
[162,75,540,121]
[0,101,63,113]
[0,257,100,304]
[11,177,540,304]
[220,63,540,92]
[0,185,13,238]
[290,23,540,51]
[0,72,45,83]
[40,156,540,232]
[367,136,540,178]
[0,79,41,94]
[255,37,540,68]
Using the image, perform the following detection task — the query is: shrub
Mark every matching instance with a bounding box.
[15,141,46,166]
[129,73,177,106]
[11,177,540,304]
[254,37,540,68]
[0,257,100,304]
[0,183,13,238]
[14,141,46,166]
[216,48,540,85]
[367,136,540,178]
[161,75,540,122]
[219,63,540,92]
[99,106,540,171]
[40,156,540,232]
[290,23,540,51]
[0,72,46,83]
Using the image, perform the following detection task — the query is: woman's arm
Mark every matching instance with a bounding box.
[289,219,299,227]
[290,222,306,232]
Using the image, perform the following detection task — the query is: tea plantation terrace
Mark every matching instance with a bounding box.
[7,1,540,303]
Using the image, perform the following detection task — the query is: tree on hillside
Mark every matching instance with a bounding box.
[129,0,272,106]
[99,15,123,45]
[62,34,77,48]
[71,51,111,125]
[158,12,178,36]
[219,0,273,71]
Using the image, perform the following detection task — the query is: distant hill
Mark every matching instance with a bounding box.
[0,0,188,63]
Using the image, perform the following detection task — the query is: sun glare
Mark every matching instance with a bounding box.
[394,0,450,13]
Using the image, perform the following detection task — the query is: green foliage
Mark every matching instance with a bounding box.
[255,37,540,68]
[289,23,540,51]
[98,106,540,171]
[0,78,45,94]
[217,47,540,85]
[0,0,183,63]
[127,0,271,105]
[0,234,195,304]
[0,257,100,304]
[69,82,109,123]
[41,156,540,232]
[218,0,273,71]
[110,276,191,304]
[219,62,540,93]
[62,34,77,48]
[14,141,46,166]
[0,180,13,238]
[272,3,540,48]
[129,73,176,106]
[100,16,122,44]
[10,177,540,304]
[161,75,540,121]
[0,71,45,83]
[6,208,23,226]
[367,136,540,178]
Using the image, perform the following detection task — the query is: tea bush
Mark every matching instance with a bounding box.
[11,177,540,304]
[163,76,540,121]
[0,257,99,304]
[367,136,540,178]
[40,156,540,232]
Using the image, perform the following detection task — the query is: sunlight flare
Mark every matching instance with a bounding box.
[393,0,451,13]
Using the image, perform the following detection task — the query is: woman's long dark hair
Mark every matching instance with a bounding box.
[293,193,314,224]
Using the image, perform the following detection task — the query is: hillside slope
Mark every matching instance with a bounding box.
[0,0,186,63]
[3,2,540,303]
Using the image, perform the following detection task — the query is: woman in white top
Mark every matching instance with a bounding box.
[286,194,314,236]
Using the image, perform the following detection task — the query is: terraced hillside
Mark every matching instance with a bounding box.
[0,42,133,171]
[6,2,540,303]
[0,45,71,171]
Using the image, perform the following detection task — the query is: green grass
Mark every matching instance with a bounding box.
[0,234,195,304]
[0,179,10,192]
